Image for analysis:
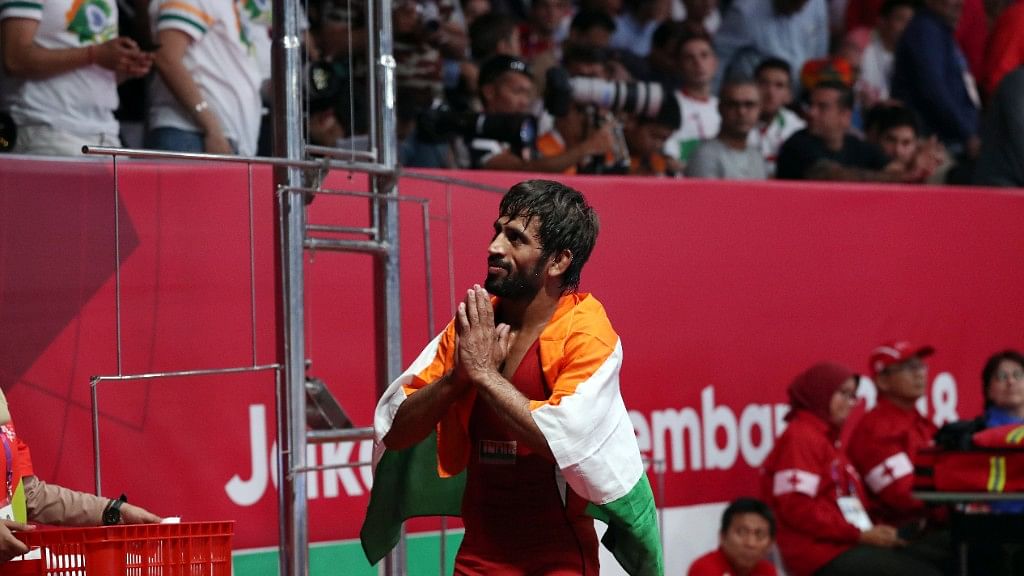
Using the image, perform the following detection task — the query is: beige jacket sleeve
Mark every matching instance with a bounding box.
[23,476,109,526]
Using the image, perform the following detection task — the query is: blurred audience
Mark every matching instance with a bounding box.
[685,79,766,179]
[1,0,151,155]
[146,0,261,155]
[857,0,915,106]
[975,65,1024,187]
[662,25,718,167]
[749,58,804,176]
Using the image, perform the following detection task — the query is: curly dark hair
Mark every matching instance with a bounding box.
[498,180,600,293]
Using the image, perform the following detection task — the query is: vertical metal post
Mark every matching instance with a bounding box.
[372,0,403,572]
[271,0,308,574]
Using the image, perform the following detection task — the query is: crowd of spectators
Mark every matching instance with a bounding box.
[1,0,1022,186]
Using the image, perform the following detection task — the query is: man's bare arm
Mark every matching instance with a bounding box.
[382,372,468,450]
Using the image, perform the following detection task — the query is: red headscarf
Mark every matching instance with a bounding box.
[786,362,857,427]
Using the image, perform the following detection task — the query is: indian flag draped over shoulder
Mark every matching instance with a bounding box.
[360,293,663,575]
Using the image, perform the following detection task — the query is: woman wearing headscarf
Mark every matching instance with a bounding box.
[761,362,944,576]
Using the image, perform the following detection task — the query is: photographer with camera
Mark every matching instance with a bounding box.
[467,55,617,173]
[536,46,626,174]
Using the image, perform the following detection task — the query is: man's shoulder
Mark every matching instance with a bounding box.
[545,293,618,349]
[687,548,729,576]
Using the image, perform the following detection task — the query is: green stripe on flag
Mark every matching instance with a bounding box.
[361,431,465,565]
[587,475,664,576]
[158,13,207,35]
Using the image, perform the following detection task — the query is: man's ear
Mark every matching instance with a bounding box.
[547,249,573,279]
[481,83,496,106]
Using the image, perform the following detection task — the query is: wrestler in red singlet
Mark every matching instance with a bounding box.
[454,339,599,576]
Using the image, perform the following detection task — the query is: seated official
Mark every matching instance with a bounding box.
[0,389,161,563]
[762,362,945,576]
[688,497,778,576]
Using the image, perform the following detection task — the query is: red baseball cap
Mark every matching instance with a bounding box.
[869,341,935,376]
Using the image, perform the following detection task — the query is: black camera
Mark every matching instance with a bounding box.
[545,67,681,130]
[415,105,537,149]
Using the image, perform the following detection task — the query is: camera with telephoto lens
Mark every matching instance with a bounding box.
[415,104,537,150]
[544,67,681,130]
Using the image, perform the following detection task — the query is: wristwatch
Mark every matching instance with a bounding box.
[102,494,127,526]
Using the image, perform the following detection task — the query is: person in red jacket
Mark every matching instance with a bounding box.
[687,497,778,576]
[762,362,943,576]
[0,389,161,563]
[847,341,942,529]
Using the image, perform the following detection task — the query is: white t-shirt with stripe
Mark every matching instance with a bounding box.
[148,0,261,155]
[0,0,119,136]
[662,91,720,165]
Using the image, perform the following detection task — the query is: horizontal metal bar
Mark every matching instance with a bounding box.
[281,186,429,204]
[306,224,377,236]
[306,427,375,443]
[91,364,281,385]
[84,146,322,168]
[290,460,372,476]
[401,170,508,193]
[303,237,389,253]
[82,146,395,176]
[306,144,378,161]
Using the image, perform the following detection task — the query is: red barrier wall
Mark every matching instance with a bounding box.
[2,156,1022,550]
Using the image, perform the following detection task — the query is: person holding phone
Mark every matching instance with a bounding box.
[0,0,153,156]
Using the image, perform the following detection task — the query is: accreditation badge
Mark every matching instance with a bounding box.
[837,495,873,531]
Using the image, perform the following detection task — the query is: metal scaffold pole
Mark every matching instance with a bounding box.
[271,0,308,574]
[370,0,405,571]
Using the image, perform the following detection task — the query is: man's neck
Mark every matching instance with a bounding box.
[682,85,711,101]
[718,131,749,150]
[883,394,919,411]
[495,286,563,333]
[759,109,780,125]
[818,130,845,151]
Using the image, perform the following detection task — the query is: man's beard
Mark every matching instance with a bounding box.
[484,258,545,300]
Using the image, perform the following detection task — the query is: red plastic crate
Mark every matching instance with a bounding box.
[3,521,233,576]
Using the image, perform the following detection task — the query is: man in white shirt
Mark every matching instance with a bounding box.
[662,26,719,168]
[0,0,152,155]
[146,0,262,156]
[748,57,805,176]
[857,0,915,107]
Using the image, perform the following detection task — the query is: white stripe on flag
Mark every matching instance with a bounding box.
[773,468,821,496]
[864,452,913,493]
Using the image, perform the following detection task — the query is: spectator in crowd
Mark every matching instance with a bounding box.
[980,0,1024,99]
[0,389,161,563]
[662,26,719,167]
[857,0,915,105]
[146,0,262,155]
[748,58,805,176]
[775,81,894,181]
[864,103,951,184]
[470,12,521,62]
[762,362,945,576]
[675,0,721,35]
[622,112,679,176]
[536,45,626,174]
[714,0,829,90]
[470,55,614,171]
[685,80,766,179]
[0,0,152,155]
[518,0,568,63]
[891,0,981,158]
[687,497,778,576]
[630,20,688,89]
[846,341,950,564]
[566,9,617,50]
[609,0,671,58]
[975,66,1024,187]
